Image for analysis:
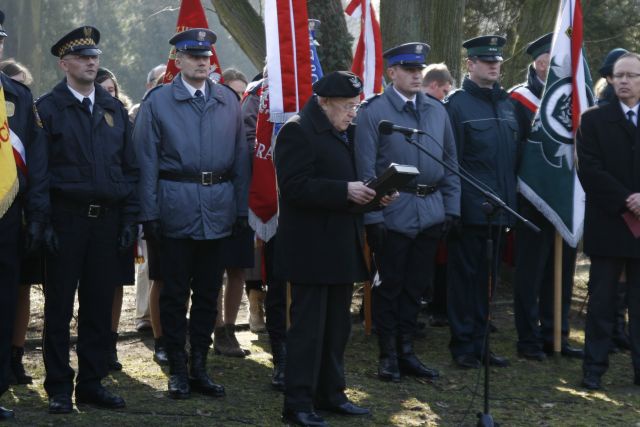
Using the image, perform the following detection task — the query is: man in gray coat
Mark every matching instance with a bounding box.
[133,28,249,400]
[355,42,460,382]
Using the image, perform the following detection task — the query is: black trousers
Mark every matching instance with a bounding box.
[373,230,439,336]
[43,208,119,396]
[429,260,448,318]
[0,202,21,396]
[447,226,504,358]
[263,236,287,343]
[160,237,224,352]
[284,283,353,412]
[583,256,640,377]
[514,215,577,352]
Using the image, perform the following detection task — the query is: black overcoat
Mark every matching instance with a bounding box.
[577,101,640,258]
[274,96,368,284]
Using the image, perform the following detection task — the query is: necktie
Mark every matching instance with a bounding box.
[405,100,420,123]
[82,97,92,115]
[193,89,205,110]
[194,89,203,98]
[628,110,636,126]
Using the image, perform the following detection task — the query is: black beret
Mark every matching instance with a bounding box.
[51,26,101,57]
[526,33,553,59]
[463,35,506,62]
[313,71,363,98]
[599,48,628,77]
[0,10,6,38]
[169,28,217,57]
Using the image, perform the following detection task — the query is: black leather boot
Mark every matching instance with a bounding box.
[108,332,123,371]
[270,340,286,391]
[168,349,190,399]
[397,334,439,379]
[377,335,400,382]
[10,346,33,384]
[153,337,169,365]
[189,347,225,397]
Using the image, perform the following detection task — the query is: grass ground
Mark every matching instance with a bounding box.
[2,254,640,426]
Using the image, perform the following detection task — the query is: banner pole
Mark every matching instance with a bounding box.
[554,232,563,354]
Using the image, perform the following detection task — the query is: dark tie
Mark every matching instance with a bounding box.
[193,89,205,110]
[628,110,636,126]
[194,89,203,98]
[82,97,92,115]
[405,100,420,123]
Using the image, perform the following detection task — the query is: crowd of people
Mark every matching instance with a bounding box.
[0,8,639,426]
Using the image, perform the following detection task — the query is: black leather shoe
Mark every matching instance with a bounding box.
[317,401,370,416]
[153,338,169,366]
[48,394,73,414]
[582,372,601,390]
[517,349,546,361]
[75,385,125,409]
[271,340,286,392]
[189,348,225,397]
[454,354,480,369]
[282,409,327,426]
[0,406,15,420]
[377,335,400,382]
[397,335,439,379]
[482,352,509,367]
[168,349,190,399]
[543,343,584,359]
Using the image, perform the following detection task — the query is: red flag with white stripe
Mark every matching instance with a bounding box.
[345,0,383,98]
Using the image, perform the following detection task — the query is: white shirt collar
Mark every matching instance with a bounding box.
[620,101,640,124]
[392,85,416,105]
[67,84,95,112]
[181,78,207,98]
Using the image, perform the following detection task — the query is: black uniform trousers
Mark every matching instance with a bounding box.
[373,230,439,336]
[514,215,577,353]
[0,202,21,396]
[263,236,287,343]
[583,256,640,377]
[160,237,224,353]
[284,283,353,412]
[447,226,504,358]
[43,207,119,396]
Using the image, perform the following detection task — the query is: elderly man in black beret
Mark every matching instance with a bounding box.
[274,71,396,426]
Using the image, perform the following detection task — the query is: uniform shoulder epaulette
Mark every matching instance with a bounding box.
[359,93,381,109]
[142,83,164,102]
[508,82,525,94]
[442,88,463,104]
[35,91,53,106]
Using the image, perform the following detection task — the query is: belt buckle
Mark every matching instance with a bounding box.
[201,172,213,185]
[88,204,101,218]
[416,184,428,197]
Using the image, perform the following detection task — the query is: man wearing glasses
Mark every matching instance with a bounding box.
[355,42,460,382]
[577,52,640,390]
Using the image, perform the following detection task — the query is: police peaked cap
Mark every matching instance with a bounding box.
[383,42,430,68]
[313,71,363,98]
[169,28,217,57]
[51,26,101,57]
[463,35,506,62]
[526,33,553,59]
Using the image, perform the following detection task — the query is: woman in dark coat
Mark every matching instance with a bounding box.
[274,71,395,426]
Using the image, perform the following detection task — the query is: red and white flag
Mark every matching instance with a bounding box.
[163,0,223,84]
[345,0,383,98]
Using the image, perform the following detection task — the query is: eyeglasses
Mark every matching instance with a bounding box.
[612,72,640,80]
[335,102,361,113]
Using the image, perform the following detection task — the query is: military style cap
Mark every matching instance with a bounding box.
[598,47,628,77]
[169,28,217,57]
[51,26,101,58]
[0,11,7,38]
[526,33,553,59]
[313,71,363,98]
[463,35,506,62]
[383,42,430,68]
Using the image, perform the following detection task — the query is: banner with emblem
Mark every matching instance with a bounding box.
[0,78,18,218]
[517,0,592,247]
[345,0,383,98]
[163,0,223,84]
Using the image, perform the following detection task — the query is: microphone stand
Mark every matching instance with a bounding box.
[403,132,539,427]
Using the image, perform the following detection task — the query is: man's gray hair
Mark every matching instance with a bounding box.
[147,64,167,85]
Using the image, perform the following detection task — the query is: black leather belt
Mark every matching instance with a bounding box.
[400,184,437,197]
[159,171,231,186]
[52,197,115,218]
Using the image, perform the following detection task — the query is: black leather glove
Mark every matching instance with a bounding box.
[142,220,162,241]
[232,216,249,237]
[442,215,461,239]
[118,223,137,252]
[43,224,59,256]
[24,221,45,254]
[366,223,387,254]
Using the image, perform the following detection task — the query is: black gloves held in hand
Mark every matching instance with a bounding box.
[232,216,249,236]
[118,223,138,252]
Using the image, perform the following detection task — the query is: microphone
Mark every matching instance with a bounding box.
[378,120,426,136]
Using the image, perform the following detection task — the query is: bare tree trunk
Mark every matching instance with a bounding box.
[380,0,428,53]
[502,0,558,89]
[426,0,466,86]
[210,0,266,69]
[307,0,353,72]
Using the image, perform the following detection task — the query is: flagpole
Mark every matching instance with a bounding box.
[553,232,562,354]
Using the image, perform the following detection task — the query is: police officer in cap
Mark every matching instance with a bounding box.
[276,71,392,426]
[444,35,518,369]
[510,33,584,361]
[32,26,137,413]
[355,42,460,382]
[0,9,47,420]
[134,28,249,400]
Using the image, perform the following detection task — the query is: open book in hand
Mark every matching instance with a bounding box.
[349,163,420,213]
